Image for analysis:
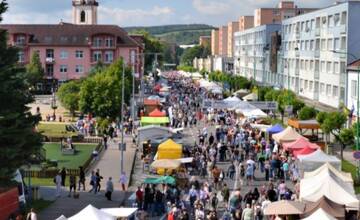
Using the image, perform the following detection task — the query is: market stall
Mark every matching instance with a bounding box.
[297,149,341,172]
[143,99,161,115]
[266,124,284,134]
[301,208,337,220]
[140,117,169,126]
[137,125,173,144]
[293,146,317,158]
[144,175,176,185]
[272,127,305,144]
[68,205,116,220]
[303,163,353,184]
[282,137,319,151]
[242,93,258,101]
[157,139,182,160]
[301,196,345,219]
[100,208,138,220]
[264,200,305,216]
[148,108,166,117]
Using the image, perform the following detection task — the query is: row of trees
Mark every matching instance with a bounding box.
[57,59,133,120]
[208,71,253,91]
[180,44,211,66]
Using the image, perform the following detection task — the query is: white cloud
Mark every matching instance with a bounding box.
[2,10,71,24]
[192,0,230,15]
[98,6,174,26]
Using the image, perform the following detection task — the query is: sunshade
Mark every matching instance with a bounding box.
[100,208,138,218]
[297,149,341,171]
[55,216,68,220]
[144,176,176,185]
[301,208,337,220]
[144,99,160,106]
[223,96,241,102]
[242,93,258,101]
[272,127,305,143]
[141,117,169,125]
[266,124,284,134]
[242,108,267,118]
[293,146,317,158]
[149,108,166,117]
[151,159,181,169]
[68,205,116,220]
[264,200,305,215]
[283,137,318,151]
[304,163,353,183]
[157,139,182,159]
[302,196,345,218]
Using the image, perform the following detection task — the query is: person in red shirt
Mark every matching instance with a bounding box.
[136,186,143,210]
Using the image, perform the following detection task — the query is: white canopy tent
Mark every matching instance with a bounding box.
[301,208,337,220]
[55,216,68,220]
[300,172,359,210]
[223,96,241,103]
[304,163,353,184]
[100,208,137,218]
[242,93,258,101]
[297,149,341,172]
[241,108,268,118]
[68,205,116,220]
[191,72,203,79]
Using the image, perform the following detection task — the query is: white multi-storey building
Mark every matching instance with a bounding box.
[234,24,281,84]
[281,1,360,108]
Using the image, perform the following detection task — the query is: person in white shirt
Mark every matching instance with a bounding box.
[26,208,37,220]
[119,172,127,191]
[55,173,62,197]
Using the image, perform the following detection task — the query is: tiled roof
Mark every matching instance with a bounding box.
[0,22,142,47]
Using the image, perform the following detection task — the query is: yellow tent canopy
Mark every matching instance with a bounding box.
[157,139,182,160]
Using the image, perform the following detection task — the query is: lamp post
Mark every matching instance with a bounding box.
[120,61,125,174]
[331,50,360,179]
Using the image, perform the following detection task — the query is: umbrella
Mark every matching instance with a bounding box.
[151,159,181,169]
[264,200,305,215]
[144,176,176,185]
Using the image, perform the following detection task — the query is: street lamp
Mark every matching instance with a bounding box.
[331,50,360,178]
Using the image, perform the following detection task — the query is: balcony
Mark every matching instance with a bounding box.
[45,57,55,64]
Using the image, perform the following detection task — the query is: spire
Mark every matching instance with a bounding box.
[72,0,98,25]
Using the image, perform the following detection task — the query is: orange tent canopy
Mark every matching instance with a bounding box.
[283,137,319,151]
[144,99,160,106]
[149,108,166,117]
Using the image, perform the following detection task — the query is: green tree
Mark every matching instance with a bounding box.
[79,59,132,120]
[25,52,44,90]
[57,80,81,117]
[135,31,164,72]
[0,1,42,184]
[298,106,317,120]
[339,128,355,159]
[180,45,210,66]
[317,112,347,159]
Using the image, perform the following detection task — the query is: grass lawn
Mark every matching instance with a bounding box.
[342,160,360,194]
[37,122,77,138]
[43,143,97,169]
[30,178,54,186]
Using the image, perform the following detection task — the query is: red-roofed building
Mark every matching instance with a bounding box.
[0,0,143,92]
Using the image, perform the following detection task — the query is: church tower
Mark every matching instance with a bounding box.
[72,0,98,25]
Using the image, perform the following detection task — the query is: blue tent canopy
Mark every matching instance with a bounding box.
[266,124,284,134]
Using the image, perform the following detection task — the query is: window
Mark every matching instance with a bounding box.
[46,64,54,77]
[60,65,68,73]
[16,35,26,45]
[321,61,326,73]
[105,38,114,47]
[326,84,331,96]
[334,38,340,50]
[315,60,320,72]
[334,62,339,74]
[334,13,340,26]
[327,39,333,51]
[340,87,346,102]
[310,60,314,70]
[341,11,347,25]
[46,49,54,58]
[320,83,325,94]
[327,62,332,73]
[351,80,357,97]
[340,61,346,73]
[304,80,308,90]
[310,40,314,50]
[93,37,102,47]
[18,51,25,62]
[75,65,84,73]
[80,11,86,23]
[93,51,102,62]
[104,51,114,63]
[321,39,326,51]
[328,15,334,27]
[60,50,68,59]
[333,86,338,97]
[309,81,313,91]
[341,36,346,50]
[75,50,84,59]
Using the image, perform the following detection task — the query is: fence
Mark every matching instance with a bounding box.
[23,143,103,178]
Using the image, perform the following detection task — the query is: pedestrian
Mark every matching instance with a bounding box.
[60,167,66,187]
[120,171,127,191]
[78,166,85,191]
[136,186,144,210]
[55,172,62,197]
[241,203,254,220]
[26,208,37,220]
[95,169,103,193]
[221,183,230,203]
[103,134,108,150]
[105,177,114,201]
[89,170,97,194]
[68,174,76,197]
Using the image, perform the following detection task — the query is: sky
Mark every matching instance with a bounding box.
[2,0,333,27]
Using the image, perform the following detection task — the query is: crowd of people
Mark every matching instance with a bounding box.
[134,76,302,220]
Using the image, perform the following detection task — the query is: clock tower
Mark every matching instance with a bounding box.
[72,0,98,25]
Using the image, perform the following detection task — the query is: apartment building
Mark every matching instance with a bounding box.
[227,21,240,57]
[281,1,360,108]
[218,26,228,57]
[234,24,281,83]
[347,60,360,115]
[211,29,219,56]
[239,16,254,32]
[254,1,317,27]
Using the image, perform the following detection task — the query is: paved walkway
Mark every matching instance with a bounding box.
[38,135,137,219]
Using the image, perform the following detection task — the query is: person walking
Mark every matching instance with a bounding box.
[78,166,85,191]
[241,203,254,220]
[55,172,62,197]
[120,172,127,191]
[136,186,144,210]
[95,169,103,193]
[26,208,37,220]
[105,177,114,201]
[89,170,97,194]
[68,174,76,197]
[60,167,66,187]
